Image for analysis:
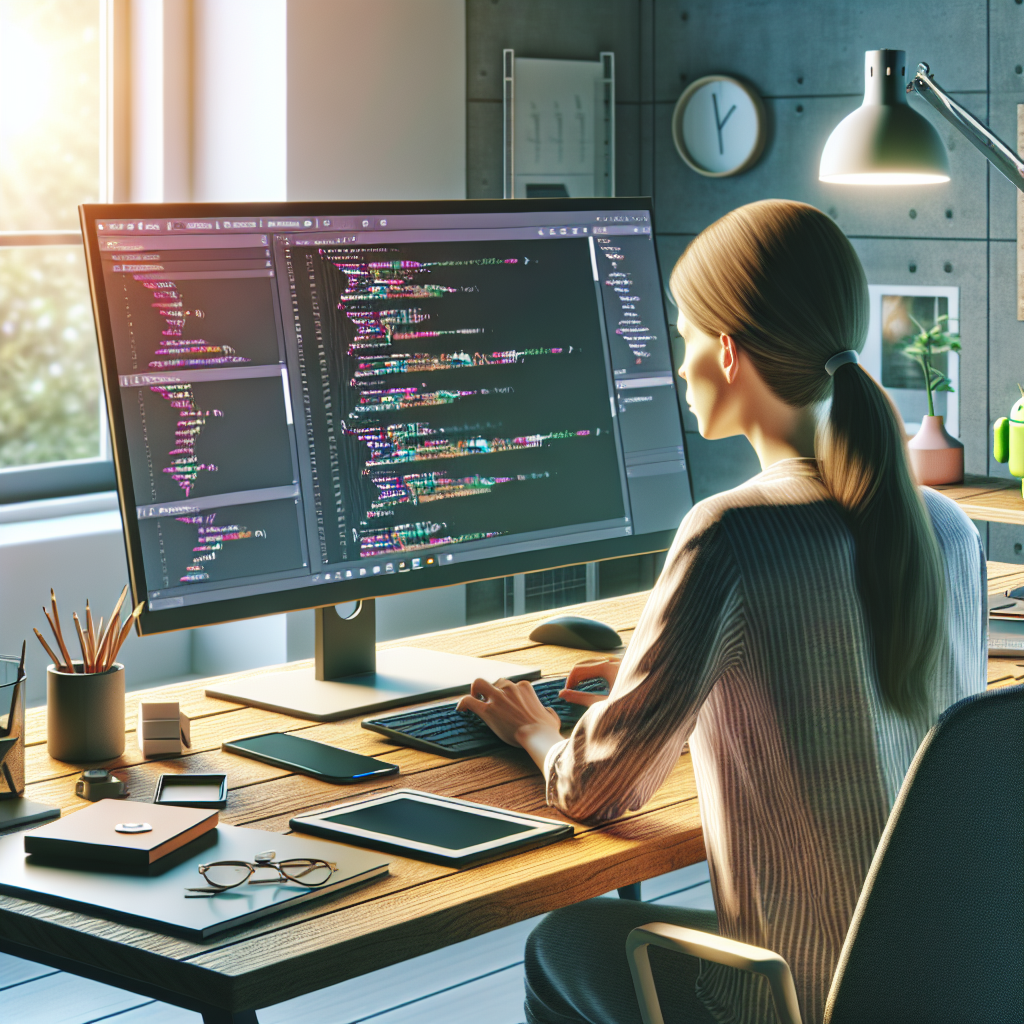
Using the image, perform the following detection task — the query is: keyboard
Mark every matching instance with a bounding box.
[361,677,610,757]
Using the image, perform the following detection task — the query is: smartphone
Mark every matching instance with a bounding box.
[223,732,399,784]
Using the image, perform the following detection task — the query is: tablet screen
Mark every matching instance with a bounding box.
[324,797,534,850]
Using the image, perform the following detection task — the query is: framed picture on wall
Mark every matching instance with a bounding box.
[863,284,960,437]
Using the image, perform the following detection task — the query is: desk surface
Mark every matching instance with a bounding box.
[3,590,701,1019]
[935,474,1024,525]
[5,567,1024,1019]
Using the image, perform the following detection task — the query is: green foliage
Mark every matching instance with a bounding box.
[896,314,962,418]
[0,1,102,468]
[0,247,101,466]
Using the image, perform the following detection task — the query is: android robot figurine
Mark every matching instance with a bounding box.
[993,388,1024,496]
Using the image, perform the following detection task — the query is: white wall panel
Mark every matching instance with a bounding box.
[129,0,193,201]
[286,0,466,201]
[193,0,287,201]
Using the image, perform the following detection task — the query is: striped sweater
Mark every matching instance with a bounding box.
[544,458,986,1024]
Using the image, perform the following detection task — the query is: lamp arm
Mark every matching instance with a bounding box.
[908,63,1024,193]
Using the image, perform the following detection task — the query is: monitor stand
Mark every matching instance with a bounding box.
[204,600,541,721]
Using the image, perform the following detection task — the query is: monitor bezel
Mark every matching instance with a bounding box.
[80,197,691,636]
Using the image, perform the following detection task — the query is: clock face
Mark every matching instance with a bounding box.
[672,76,765,177]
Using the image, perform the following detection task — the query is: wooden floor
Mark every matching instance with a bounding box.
[0,861,712,1023]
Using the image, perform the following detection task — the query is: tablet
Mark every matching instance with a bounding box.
[290,789,573,866]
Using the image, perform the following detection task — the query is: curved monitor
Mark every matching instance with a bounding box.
[81,199,692,638]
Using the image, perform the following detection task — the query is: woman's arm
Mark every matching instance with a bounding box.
[462,505,744,822]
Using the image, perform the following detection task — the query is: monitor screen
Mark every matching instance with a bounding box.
[81,199,693,633]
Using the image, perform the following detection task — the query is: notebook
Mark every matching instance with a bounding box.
[988,596,1024,655]
[0,823,389,939]
[24,799,217,869]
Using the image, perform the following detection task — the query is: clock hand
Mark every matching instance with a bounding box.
[712,94,738,156]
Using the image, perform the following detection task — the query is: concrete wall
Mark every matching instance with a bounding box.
[466,0,1024,528]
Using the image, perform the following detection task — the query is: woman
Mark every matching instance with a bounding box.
[457,200,986,1024]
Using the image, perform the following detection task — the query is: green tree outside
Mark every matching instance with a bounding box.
[0,0,101,469]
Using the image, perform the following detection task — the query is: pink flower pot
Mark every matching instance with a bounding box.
[907,415,964,485]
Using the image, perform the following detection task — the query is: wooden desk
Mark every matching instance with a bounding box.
[935,474,1024,526]
[3,572,1021,1024]
[0,592,702,1024]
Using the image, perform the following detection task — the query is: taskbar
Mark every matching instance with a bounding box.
[147,518,632,611]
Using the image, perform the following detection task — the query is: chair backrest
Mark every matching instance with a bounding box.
[825,684,1023,1023]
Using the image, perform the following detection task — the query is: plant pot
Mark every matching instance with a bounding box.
[907,414,964,486]
[47,662,125,763]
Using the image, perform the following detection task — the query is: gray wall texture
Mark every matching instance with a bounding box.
[466,0,1024,542]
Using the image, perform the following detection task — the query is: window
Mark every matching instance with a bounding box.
[0,0,111,503]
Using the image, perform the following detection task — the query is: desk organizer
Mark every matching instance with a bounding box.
[0,655,25,797]
[47,663,125,763]
[137,701,192,758]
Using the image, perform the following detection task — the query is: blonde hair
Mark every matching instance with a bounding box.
[671,199,945,717]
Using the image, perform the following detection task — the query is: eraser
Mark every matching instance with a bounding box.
[139,701,180,720]
[136,704,192,757]
[139,718,182,740]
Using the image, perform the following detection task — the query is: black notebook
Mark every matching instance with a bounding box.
[0,823,389,939]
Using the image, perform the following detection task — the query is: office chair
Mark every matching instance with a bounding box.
[626,684,1024,1024]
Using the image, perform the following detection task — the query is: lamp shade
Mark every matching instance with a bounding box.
[819,49,950,184]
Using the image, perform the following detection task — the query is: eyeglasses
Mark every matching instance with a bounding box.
[185,850,337,897]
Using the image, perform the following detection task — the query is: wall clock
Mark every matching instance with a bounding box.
[671,75,766,177]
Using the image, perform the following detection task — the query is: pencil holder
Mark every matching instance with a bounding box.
[0,656,25,798]
[47,662,125,763]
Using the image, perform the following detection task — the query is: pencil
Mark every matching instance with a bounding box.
[98,615,117,672]
[72,613,91,673]
[18,639,25,681]
[85,601,96,663]
[33,628,62,670]
[49,590,75,673]
[106,586,128,635]
[109,603,144,665]
[96,586,129,664]
[43,607,72,673]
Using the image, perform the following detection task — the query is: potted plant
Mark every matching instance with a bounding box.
[898,313,964,485]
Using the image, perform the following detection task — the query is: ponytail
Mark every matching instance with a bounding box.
[819,361,945,716]
[671,200,945,717]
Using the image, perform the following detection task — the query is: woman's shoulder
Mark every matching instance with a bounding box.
[919,486,982,546]
[685,458,830,529]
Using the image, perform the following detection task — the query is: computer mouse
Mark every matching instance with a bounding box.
[528,615,622,651]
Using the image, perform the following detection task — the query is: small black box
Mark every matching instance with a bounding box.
[153,774,228,810]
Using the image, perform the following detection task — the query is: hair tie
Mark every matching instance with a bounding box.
[825,350,859,376]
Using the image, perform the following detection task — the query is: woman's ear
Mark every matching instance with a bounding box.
[720,334,740,384]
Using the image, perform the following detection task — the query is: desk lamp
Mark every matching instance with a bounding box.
[820,49,1024,191]
[819,48,1024,487]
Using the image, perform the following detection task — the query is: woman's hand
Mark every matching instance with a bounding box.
[457,678,565,771]
[559,657,621,706]
[457,677,561,746]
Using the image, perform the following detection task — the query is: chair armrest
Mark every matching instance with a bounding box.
[626,922,803,1024]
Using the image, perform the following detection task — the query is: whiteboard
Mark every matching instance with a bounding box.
[503,53,614,199]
